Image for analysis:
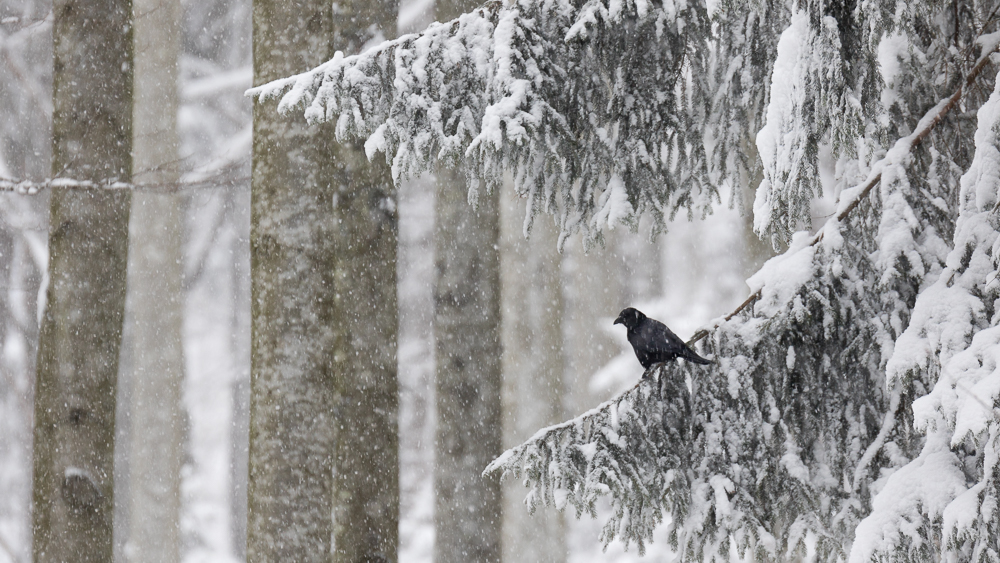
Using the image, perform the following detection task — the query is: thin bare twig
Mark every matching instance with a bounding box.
[0,173,250,195]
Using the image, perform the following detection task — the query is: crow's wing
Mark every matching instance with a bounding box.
[634,318,712,365]
[637,318,687,361]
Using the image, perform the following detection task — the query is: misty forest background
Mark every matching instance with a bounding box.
[0,0,764,561]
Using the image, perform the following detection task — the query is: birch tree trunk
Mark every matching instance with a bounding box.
[500,191,567,563]
[248,0,398,561]
[31,0,133,561]
[432,4,503,563]
[121,0,184,559]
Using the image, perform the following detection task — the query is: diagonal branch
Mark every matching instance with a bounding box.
[688,39,1000,346]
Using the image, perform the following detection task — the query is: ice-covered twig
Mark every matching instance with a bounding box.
[0,178,130,194]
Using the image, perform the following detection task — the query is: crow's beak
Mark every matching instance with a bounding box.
[613,315,623,326]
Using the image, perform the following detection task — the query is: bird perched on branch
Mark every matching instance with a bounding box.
[614,307,712,369]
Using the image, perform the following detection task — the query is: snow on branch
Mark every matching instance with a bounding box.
[485,363,694,555]
[753,10,846,245]
[486,30,1000,561]
[688,37,1000,345]
[0,177,130,194]
[248,0,713,246]
[0,174,247,194]
[849,65,1000,563]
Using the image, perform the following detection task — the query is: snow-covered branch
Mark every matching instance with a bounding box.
[849,59,1000,562]
[0,178,130,194]
[0,174,249,194]
[689,37,1000,345]
[484,363,693,555]
[248,0,713,246]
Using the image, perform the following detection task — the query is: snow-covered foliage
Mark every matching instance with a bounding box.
[486,102,990,558]
[850,70,1000,563]
[487,170,933,560]
[487,363,693,554]
[753,9,848,244]
[249,0,995,247]
[250,0,715,246]
[488,59,1000,563]
[252,0,1000,559]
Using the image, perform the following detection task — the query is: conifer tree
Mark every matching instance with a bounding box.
[251,0,1000,559]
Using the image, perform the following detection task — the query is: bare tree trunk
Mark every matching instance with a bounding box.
[248,0,398,561]
[432,4,503,561]
[562,238,623,408]
[738,139,773,277]
[248,2,338,558]
[329,141,399,563]
[31,0,133,561]
[121,0,184,560]
[433,166,502,563]
[500,190,567,563]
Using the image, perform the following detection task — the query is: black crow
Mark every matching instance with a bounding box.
[614,307,711,369]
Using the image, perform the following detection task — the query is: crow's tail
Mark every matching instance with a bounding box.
[682,346,712,365]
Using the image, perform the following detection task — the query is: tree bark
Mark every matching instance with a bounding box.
[248,0,398,561]
[328,143,399,563]
[433,167,503,563]
[562,238,623,408]
[500,190,567,563]
[432,4,503,562]
[31,0,133,561]
[121,0,184,559]
[738,139,774,277]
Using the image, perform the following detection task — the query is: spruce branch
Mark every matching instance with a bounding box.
[483,362,691,554]
[248,0,715,245]
[688,36,1000,346]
